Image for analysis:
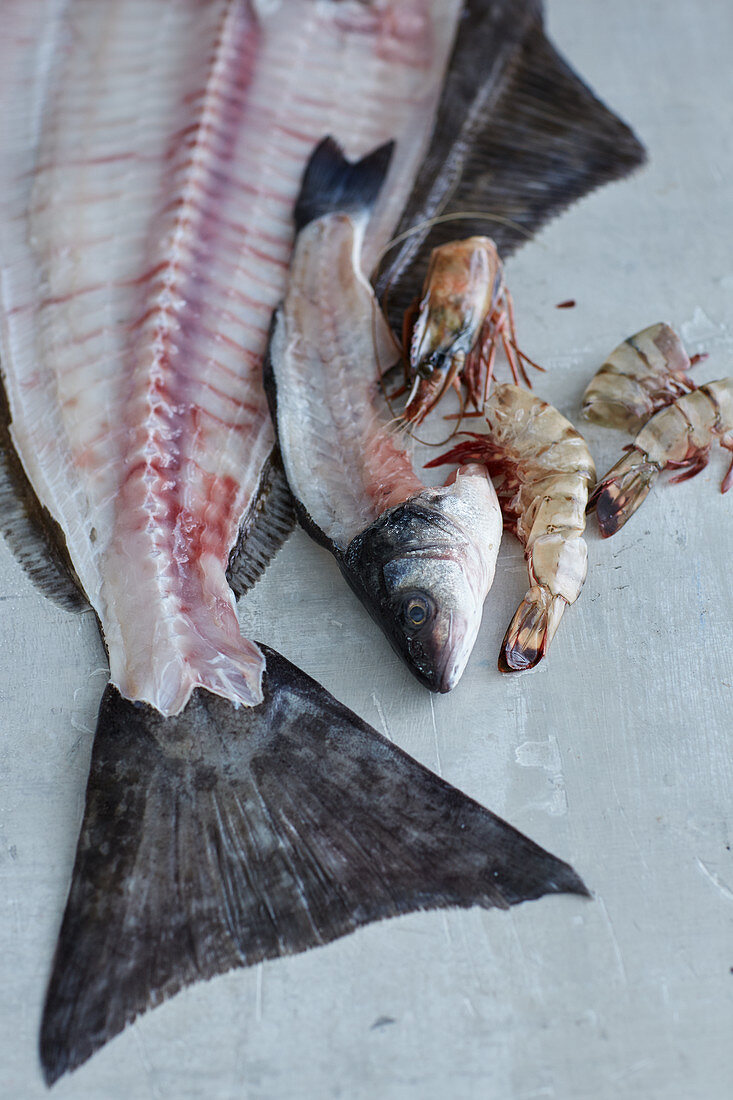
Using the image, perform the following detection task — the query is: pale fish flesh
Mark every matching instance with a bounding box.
[266,138,503,692]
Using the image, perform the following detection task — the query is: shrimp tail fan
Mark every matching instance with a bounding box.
[588,451,659,536]
[499,588,567,672]
[40,645,588,1085]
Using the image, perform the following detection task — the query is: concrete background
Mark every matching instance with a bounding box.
[1,1,732,1097]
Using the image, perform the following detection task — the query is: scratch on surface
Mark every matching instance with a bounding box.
[371,693,393,742]
[612,537,644,558]
[693,562,707,630]
[441,910,454,949]
[660,981,680,1024]
[508,912,541,1000]
[255,963,263,1022]
[429,695,442,776]
[609,1058,654,1084]
[597,897,628,985]
[696,857,733,902]
[69,691,94,736]
[133,1026,162,1100]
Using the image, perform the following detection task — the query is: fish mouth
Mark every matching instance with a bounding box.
[399,609,474,694]
[417,657,464,694]
[427,613,473,693]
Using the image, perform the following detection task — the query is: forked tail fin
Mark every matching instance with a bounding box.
[294,136,395,231]
[40,645,588,1084]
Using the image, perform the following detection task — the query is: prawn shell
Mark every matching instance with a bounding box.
[705,379,733,438]
[528,533,588,604]
[582,322,692,432]
[635,389,717,466]
[410,236,502,370]
[521,480,589,547]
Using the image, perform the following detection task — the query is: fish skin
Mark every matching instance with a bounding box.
[265,139,503,692]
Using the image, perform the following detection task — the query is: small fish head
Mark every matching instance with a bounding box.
[341,472,501,692]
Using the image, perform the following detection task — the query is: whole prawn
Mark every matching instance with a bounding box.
[581,322,699,432]
[589,379,733,537]
[396,236,540,425]
[428,384,596,672]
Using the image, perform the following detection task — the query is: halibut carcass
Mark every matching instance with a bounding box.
[0,0,643,1083]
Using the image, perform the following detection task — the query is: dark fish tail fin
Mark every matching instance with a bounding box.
[41,645,588,1084]
[226,446,296,597]
[376,3,646,322]
[294,136,395,230]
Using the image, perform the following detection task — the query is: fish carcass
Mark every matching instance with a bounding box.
[266,139,504,693]
[0,0,600,1084]
[0,0,647,1084]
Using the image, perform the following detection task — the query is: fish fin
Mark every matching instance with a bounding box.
[0,381,88,612]
[40,645,588,1084]
[294,136,395,231]
[376,4,645,318]
[226,447,296,598]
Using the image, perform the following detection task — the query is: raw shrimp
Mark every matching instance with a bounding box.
[589,379,733,537]
[581,322,698,433]
[427,384,596,672]
[397,237,540,425]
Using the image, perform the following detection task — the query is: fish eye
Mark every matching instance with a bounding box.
[402,595,432,629]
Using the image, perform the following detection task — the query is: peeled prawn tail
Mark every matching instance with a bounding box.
[587,448,660,537]
[499,586,568,673]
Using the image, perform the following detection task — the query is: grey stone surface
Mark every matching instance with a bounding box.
[1,1,732,1097]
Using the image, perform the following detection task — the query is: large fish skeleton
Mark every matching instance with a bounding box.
[0,0,642,1084]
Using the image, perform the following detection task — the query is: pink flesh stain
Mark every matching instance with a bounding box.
[362,427,425,515]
